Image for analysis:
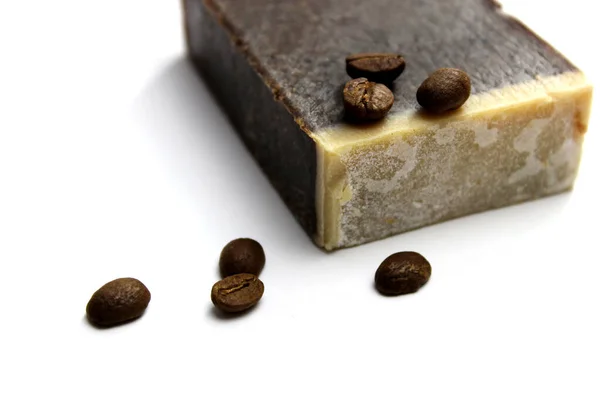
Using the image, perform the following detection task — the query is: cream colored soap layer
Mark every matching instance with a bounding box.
[314,72,592,250]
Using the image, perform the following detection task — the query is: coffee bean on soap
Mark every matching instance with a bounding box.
[375,252,431,296]
[416,68,471,113]
[219,238,265,277]
[343,78,394,121]
[86,278,151,327]
[211,273,264,313]
[346,53,406,83]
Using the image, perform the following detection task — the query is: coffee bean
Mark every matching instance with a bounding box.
[219,238,265,278]
[346,53,406,83]
[343,78,394,121]
[375,252,431,296]
[211,273,264,313]
[416,68,471,113]
[86,278,151,327]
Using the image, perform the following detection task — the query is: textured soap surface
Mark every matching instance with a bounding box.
[184,0,592,250]
[198,0,576,131]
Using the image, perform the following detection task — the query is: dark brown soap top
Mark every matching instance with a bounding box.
[205,0,576,132]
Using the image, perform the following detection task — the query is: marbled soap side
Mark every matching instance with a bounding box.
[317,73,592,249]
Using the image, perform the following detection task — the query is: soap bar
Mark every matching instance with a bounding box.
[184,0,592,250]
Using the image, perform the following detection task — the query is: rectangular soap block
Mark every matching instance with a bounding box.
[184,0,592,250]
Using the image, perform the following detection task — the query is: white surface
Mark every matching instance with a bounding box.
[0,1,598,399]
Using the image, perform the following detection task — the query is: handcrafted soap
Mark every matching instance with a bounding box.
[184,0,592,250]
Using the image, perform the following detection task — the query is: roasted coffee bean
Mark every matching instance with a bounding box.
[343,78,394,121]
[375,252,431,296]
[346,53,406,83]
[416,68,471,113]
[211,273,264,313]
[219,238,265,277]
[86,278,151,327]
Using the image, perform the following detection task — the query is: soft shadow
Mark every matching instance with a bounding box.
[371,281,427,298]
[343,113,392,126]
[414,107,465,121]
[206,303,261,321]
[82,313,145,330]
[130,56,320,256]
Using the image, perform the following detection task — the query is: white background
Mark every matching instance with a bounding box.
[0,1,598,399]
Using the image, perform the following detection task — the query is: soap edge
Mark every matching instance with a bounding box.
[185,0,321,240]
[201,0,323,143]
